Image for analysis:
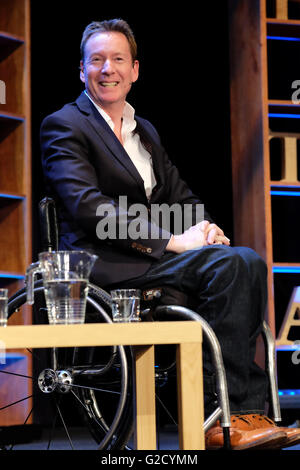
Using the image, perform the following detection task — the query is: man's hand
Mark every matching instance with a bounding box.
[166,220,230,254]
[204,222,230,246]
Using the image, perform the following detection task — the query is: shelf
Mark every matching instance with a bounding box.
[269,101,300,117]
[0,191,26,200]
[0,0,26,38]
[273,263,300,273]
[270,181,300,187]
[0,31,23,61]
[269,99,300,105]
[0,114,25,144]
[271,186,300,195]
[0,31,24,43]
[0,119,26,195]
[0,271,25,280]
[0,200,27,274]
[0,44,25,116]
[0,111,25,122]
[269,130,300,138]
[267,19,300,26]
[267,18,300,39]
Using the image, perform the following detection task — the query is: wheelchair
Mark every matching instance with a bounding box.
[0,197,282,450]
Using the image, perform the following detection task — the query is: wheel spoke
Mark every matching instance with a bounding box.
[54,397,75,450]
[70,390,108,434]
[47,400,59,450]
[155,393,178,426]
[0,369,33,379]
[0,394,33,411]
[23,406,34,425]
[71,390,113,433]
[26,348,44,364]
[71,383,121,395]
[70,389,90,412]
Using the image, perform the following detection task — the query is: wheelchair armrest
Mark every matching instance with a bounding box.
[39,197,59,252]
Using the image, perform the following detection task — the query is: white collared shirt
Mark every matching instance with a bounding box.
[84,91,157,199]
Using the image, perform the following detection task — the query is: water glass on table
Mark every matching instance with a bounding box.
[26,251,98,324]
[110,289,141,322]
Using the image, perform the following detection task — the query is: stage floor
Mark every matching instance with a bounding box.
[6,424,300,451]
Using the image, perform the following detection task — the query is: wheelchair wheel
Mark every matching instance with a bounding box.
[0,282,133,450]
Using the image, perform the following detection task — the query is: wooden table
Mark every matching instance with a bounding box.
[0,321,204,450]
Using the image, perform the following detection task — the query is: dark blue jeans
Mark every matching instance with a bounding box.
[117,245,268,418]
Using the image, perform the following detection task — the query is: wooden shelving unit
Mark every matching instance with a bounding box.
[229,0,300,406]
[0,0,32,426]
[266,2,300,345]
[0,0,31,284]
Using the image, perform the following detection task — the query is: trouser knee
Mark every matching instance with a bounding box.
[232,246,267,281]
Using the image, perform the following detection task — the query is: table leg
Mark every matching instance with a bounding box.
[176,342,204,450]
[133,345,156,450]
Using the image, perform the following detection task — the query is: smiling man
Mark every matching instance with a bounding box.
[79,26,139,143]
[40,19,300,450]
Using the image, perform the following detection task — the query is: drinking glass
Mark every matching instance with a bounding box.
[110,289,141,322]
[25,251,98,324]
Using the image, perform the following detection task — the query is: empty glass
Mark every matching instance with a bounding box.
[25,251,98,324]
[0,289,8,327]
[110,289,141,322]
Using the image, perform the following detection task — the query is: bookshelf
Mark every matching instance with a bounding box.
[0,0,32,426]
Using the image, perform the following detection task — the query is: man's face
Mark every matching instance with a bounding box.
[80,31,139,112]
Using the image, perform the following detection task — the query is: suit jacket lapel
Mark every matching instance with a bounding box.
[76,92,146,197]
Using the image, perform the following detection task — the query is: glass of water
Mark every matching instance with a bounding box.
[0,289,8,327]
[25,251,98,324]
[110,289,141,322]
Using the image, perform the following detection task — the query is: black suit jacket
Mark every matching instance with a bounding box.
[40,91,211,286]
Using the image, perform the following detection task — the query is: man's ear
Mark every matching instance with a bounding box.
[80,60,85,84]
[131,60,139,83]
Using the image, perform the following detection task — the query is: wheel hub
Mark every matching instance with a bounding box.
[38,368,73,394]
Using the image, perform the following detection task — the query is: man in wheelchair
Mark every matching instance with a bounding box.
[40,18,300,450]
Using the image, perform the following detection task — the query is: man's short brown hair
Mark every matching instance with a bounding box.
[80,19,137,63]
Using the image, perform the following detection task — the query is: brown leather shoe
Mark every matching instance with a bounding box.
[241,414,300,449]
[205,414,287,450]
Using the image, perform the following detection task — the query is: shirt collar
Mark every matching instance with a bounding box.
[84,90,136,134]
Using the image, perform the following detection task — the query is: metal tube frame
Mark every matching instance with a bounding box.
[261,321,282,423]
[154,305,231,431]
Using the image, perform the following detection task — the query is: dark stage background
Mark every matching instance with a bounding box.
[30,0,233,259]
